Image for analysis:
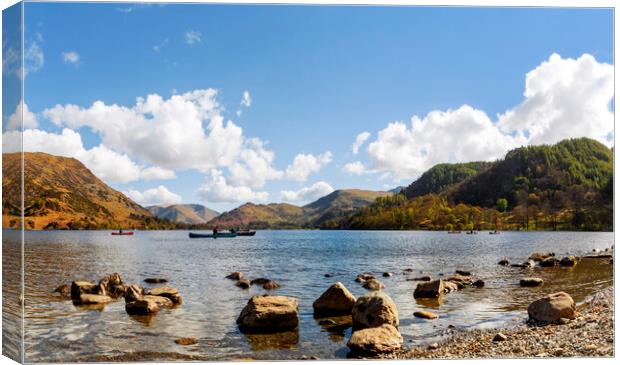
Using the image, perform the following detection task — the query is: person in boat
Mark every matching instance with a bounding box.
[119,228,123,234]
[213,226,218,235]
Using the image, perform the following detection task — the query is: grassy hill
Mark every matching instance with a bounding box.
[207,189,392,229]
[147,204,219,225]
[2,152,155,230]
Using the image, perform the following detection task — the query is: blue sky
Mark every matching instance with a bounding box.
[4,3,614,212]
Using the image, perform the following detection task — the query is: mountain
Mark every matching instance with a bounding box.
[2,152,153,230]
[206,189,392,229]
[302,189,393,227]
[403,161,492,199]
[347,138,613,231]
[207,203,304,229]
[147,204,219,225]
[389,186,405,194]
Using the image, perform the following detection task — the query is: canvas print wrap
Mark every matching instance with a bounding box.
[1,1,615,362]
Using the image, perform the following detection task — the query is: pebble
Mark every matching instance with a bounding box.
[493,333,508,342]
[428,343,439,350]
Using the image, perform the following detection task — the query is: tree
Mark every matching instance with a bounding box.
[496,198,508,213]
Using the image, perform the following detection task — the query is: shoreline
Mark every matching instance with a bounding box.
[389,285,614,359]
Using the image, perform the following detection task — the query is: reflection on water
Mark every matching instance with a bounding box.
[12,229,614,361]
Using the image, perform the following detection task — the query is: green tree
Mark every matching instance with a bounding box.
[496,198,508,213]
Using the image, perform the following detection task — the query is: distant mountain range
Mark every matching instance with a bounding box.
[2,152,151,230]
[207,189,393,229]
[147,204,219,225]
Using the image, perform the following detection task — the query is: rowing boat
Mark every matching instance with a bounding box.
[188,232,238,238]
[111,231,134,236]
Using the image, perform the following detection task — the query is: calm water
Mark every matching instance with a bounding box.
[2,229,614,362]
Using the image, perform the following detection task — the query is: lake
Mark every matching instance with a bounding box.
[2,229,614,362]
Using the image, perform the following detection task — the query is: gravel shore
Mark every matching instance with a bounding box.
[393,286,614,359]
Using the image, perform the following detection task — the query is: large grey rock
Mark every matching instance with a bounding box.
[237,295,299,333]
[414,279,444,298]
[352,291,399,329]
[527,292,576,323]
[313,282,356,315]
[347,324,403,355]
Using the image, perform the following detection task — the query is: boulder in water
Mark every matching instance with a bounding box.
[70,281,99,301]
[559,256,578,267]
[236,279,251,289]
[226,272,244,280]
[498,257,510,266]
[520,277,544,287]
[363,278,385,291]
[146,287,182,304]
[414,279,444,298]
[237,295,299,333]
[414,310,438,319]
[313,282,356,316]
[352,291,399,329]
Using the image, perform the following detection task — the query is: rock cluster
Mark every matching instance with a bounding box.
[226,272,281,290]
[348,291,403,355]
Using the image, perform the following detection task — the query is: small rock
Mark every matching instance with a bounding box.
[414,310,438,319]
[559,256,578,267]
[146,287,182,304]
[318,319,336,326]
[403,268,414,273]
[236,279,251,289]
[498,257,510,266]
[493,333,508,342]
[324,273,334,278]
[54,284,71,297]
[455,270,472,276]
[70,280,99,301]
[472,279,485,288]
[584,344,597,351]
[520,277,544,287]
[428,342,439,350]
[144,278,168,284]
[355,274,375,283]
[443,281,459,293]
[76,294,112,305]
[382,272,393,278]
[226,272,244,280]
[362,278,385,291]
[540,257,558,267]
[412,276,431,281]
[175,337,197,345]
[553,347,564,356]
[262,280,280,290]
[250,278,271,285]
[529,252,555,262]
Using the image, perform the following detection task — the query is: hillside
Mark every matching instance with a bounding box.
[207,203,304,229]
[2,152,154,230]
[347,138,613,231]
[207,189,392,229]
[147,204,219,225]
[403,161,493,199]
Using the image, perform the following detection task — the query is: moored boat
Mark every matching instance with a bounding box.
[233,229,256,236]
[189,232,238,239]
[111,231,134,236]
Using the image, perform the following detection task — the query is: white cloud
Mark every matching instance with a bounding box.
[24,41,44,76]
[126,185,182,207]
[185,30,202,45]
[140,166,176,181]
[153,38,169,53]
[197,169,268,203]
[346,53,614,182]
[352,131,370,154]
[343,161,371,175]
[6,101,38,130]
[227,138,283,188]
[240,91,252,107]
[62,51,80,64]
[280,181,334,202]
[496,53,613,146]
[285,152,332,181]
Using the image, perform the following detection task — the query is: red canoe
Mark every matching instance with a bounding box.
[111,232,134,236]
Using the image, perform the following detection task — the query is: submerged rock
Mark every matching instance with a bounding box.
[313,282,356,316]
[455,270,472,276]
[355,274,375,283]
[262,280,280,290]
[76,294,112,305]
[447,273,472,286]
[146,287,182,304]
[236,279,251,289]
[527,292,576,323]
[250,278,271,285]
[472,279,485,288]
[99,273,125,297]
[529,252,555,262]
[539,257,558,267]
[382,272,393,278]
[352,291,399,329]
[144,278,168,284]
[54,284,71,297]
[347,324,403,355]
[443,281,459,293]
[414,279,444,298]
[520,277,544,287]
[414,310,438,319]
[363,278,385,291]
[175,337,197,345]
[412,276,431,281]
[237,295,299,333]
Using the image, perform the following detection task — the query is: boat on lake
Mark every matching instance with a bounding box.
[111,231,133,236]
[189,232,238,238]
[232,229,256,236]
